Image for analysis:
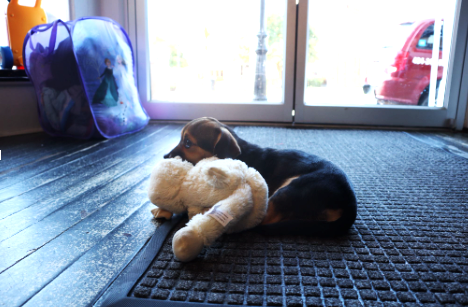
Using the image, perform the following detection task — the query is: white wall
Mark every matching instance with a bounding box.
[100,0,128,31]
[71,0,101,19]
[0,82,41,137]
[465,106,468,128]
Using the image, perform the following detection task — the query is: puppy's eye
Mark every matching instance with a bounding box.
[185,138,192,148]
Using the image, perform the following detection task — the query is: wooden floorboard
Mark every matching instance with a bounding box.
[22,202,158,307]
[0,182,153,307]
[0,124,164,190]
[0,124,169,204]
[0,132,52,154]
[0,125,172,213]
[0,136,91,174]
[0,125,180,271]
[0,125,180,242]
[0,160,147,272]
[0,124,183,307]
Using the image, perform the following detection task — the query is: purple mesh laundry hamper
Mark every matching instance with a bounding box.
[23,17,149,139]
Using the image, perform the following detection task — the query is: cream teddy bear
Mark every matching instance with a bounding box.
[147,157,268,262]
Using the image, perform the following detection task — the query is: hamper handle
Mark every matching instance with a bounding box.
[48,20,59,52]
[28,19,59,54]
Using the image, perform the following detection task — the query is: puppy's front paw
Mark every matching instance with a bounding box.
[151,207,173,220]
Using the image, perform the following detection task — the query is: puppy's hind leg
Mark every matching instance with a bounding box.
[255,173,357,236]
[260,199,284,225]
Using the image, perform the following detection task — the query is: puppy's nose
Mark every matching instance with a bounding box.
[164,153,171,159]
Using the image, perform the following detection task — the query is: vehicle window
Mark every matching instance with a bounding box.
[417,24,443,50]
[381,22,415,50]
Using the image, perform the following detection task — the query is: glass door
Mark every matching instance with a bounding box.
[134,0,296,122]
[294,0,465,127]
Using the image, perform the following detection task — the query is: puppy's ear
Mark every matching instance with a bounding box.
[213,127,241,159]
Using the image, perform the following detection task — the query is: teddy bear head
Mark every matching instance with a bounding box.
[147,157,193,214]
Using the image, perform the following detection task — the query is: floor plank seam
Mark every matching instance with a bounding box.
[0,125,178,224]
[0,175,150,276]
[0,124,170,194]
[21,201,156,307]
[0,124,170,187]
[0,141,165,242]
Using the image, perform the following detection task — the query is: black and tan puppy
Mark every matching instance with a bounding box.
[164,117,357,236]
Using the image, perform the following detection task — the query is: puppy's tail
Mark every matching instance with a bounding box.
[252,204,357,237]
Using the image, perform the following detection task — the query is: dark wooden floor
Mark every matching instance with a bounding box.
[0,123,183,307]
[0,123,467,307]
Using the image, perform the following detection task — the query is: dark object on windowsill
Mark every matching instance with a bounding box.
[0,69,29,82]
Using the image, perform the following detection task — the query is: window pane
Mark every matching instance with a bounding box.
[147,0,287,103]
[304,0,457,108]
[1,1,69,49]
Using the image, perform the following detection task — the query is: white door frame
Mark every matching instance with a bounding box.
[130,0,296,122]
[293,0,468,128]
[121,0,468,128]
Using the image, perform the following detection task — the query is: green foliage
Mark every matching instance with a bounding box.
[266,14,284,76]
[267,15,318,62]
[307,77,327,87]
[239,38,250,64]
[169,45,188,68]
[267,15,283,45]
[308,28,318,62]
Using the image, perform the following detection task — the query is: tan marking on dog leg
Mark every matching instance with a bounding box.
[279,176,299,189]
[260,200,283,225]
[271,176,300,195]
[261,176,300,225]
[324,209,343,222]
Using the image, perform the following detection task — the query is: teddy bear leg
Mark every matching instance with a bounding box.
[151,207,173,220]
[172,226,204,262]
[172,213,225,262]
[187,213,229,246]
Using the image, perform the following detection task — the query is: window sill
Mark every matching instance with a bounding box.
[0,69,29,82]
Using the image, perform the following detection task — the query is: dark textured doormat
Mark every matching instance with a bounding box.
[98,128,468,307]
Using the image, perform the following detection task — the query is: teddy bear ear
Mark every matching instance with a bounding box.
[206,166,230,189]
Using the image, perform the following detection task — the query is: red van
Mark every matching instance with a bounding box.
[363,19,443,106]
